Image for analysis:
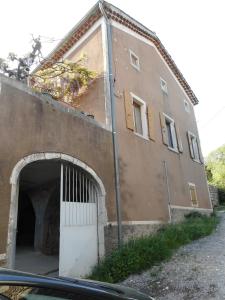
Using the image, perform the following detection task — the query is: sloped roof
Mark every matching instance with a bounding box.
[38,0,199,105]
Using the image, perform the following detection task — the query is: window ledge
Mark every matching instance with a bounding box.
[191,204,199,208]
[134,132,149,141]
[130,63,140,71]
[192,158,201,164]
[168,146,179,154]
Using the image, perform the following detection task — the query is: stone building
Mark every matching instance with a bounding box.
[0,1,212,278]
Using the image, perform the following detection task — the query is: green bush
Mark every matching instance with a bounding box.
[184,211,202,219]
[89,214,219,283]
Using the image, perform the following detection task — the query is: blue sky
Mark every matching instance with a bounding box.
[0,0,224,156]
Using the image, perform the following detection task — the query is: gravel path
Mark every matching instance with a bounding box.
[122,212,225,300]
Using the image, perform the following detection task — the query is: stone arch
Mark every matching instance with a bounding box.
[7,152,107,269]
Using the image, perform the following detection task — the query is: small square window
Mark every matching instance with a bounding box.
[160,77,168,94]
[129,50,140,71]
[188,183,198,207]
[184,99,190,112]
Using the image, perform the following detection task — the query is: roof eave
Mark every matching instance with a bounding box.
[33,1,102,73]
[33,0,199,105]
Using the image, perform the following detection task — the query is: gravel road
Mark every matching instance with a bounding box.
[122,212,225,300]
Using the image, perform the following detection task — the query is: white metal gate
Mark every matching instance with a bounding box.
[59,163,98,278]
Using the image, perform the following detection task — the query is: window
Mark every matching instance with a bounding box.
[160,77,168,94]
[188,183,198,207]
[129,50,140,70]
[184,99,190,113]
[187,131,200,162]
[131,93,148,138]
[166,119,173,148]
[164,114,178,151]
[124,90,155,141]
[133,101,143,135]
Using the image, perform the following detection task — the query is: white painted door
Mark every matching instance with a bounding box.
[59,163,98,278]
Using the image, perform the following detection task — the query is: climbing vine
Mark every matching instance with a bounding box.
[0,36,97,105]
[30,56,97,105]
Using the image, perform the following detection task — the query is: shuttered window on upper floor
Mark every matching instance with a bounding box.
[187,131,204,164]
[123,90,155,141]
[160,113,183,153]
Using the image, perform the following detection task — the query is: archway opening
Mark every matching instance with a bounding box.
[11,154,106,278]
[15,160,61,276]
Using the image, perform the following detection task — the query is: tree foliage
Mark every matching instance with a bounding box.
[206,144,225,189]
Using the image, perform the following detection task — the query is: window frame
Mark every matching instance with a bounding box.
[129,50,140,71]
[188,182,199,207]
[184,99,190,113]
[163,113,178,152]
[130,93,148,139]
[188,131,201,163]
[160,77,168,94]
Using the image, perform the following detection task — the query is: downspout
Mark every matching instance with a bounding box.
[99,1,122,247]
[163,160,172,223]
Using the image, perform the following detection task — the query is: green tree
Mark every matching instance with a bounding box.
[206,144,225,189]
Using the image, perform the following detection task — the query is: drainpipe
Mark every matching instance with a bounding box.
[99,1,122,247]
[163,160,172,223]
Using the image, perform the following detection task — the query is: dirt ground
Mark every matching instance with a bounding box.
[122,212,225,300]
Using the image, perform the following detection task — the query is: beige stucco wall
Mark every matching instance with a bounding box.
[0,76,116,255]
[111,25,211,222]
[65,26,107,126]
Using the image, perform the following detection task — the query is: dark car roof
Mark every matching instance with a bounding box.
[0,268,153,300]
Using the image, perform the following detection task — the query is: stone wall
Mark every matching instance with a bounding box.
[104,222,163,255]
[171,207,212,223]
[104,205,214,254]
[0,253,6,267]
[0,260,6,267]
[208,185,219,207]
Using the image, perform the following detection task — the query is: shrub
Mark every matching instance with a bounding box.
[184,211,202,219]
[89,214,219,283]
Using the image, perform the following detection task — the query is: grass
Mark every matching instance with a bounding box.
[89,212,219,283]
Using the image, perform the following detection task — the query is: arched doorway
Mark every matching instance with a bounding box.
[7,153,107,278]
[15,160,61,276]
